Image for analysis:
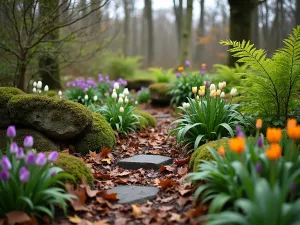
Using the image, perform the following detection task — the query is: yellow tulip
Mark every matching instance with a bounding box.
[192,87,197,94]
[210,90,216,98]
[216,89,221,96]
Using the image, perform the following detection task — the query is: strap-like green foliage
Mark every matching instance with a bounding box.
[220,26,300,123]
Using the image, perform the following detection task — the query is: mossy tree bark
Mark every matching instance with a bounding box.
[179,0,193,66]
[144,0,154,67]
[123,0,130,56]
[39,0,61,89]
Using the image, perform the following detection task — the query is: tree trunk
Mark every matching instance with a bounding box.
[193,0,205,63]
[297,0,300,25]
[18,57,27,91]
[173,0,183,52]
[144,0,154,67]
[39,0,61,89]
[228,0,256,67]
[123,0,130,56]
[251,5,259,47]
[179,0,193,65]
[131,1,138,56]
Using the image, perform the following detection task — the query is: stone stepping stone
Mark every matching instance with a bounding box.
[107,185,159,204]
[154,114,171,118]
[117,154,173,170]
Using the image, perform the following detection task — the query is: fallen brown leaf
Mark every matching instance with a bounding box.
[103,192,118,201]
[68,215,82,224]
[131,204,142,218]
[6,211,31,225]
[174,157,190,166]
[177,166,188,176]
[158,179,178,190]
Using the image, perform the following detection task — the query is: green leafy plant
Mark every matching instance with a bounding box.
[186,119,300,224]
[170,85,248,150]
[220,25,300,126]
[148,67,173,83]
[0,126,74,219]
[137,87,150,104]
[169,73,210,106]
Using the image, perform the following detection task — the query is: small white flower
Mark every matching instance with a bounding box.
[123,88,129,95]
[135,101,138,104]
[37,81,42,89]
[114,82,119,89]
[119,93,125,98]
[125,97,129,104]
[84,94,89,100]
[182,102,190,109]
[44,85,49,92]
[220,92,225,98]
[58,90,62,96]
[230,88,237,96]
[32,87,37,93]
[118,97,123,104]
[33,81,37,87]
[112,92,118,99]
[93,95,98,101]
[210,84,216,91]
[119,106,124,113]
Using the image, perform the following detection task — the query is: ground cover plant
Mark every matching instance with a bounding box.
[137,87,150,104]
[148,67,173,83]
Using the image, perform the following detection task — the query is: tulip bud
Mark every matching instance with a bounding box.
[10,142,18,153]
[19,166,30,183]
[199,86,205,91]
[125,97,129,104]
[58,90,62,96]
[210,90,216,98]
[44,85,49,92]
[222,81,226,88]
[118,97,123,104]
[114,82,119,89]
[0,170,9,181]
[36,153,47,166]
[199,89,205,96]
[210,84,216,91]
[218,82,224,90]
[33,81,37,87]
[6,125,16,139]
[84,95,89,101]
[119,106,124,113]
[220,92,225,98]
[119,93,125,98]
[123,88,129,95]
[37,81,42,89]
[93,95,98,101]
[23,136,34,148]
[112,92,117,99]
[230,88,237,96]
[216,89,221,96]
[192,87,197,94]
[33,87,37,93]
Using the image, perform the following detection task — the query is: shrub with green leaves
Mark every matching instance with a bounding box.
[169,72,210,106]
[186,120,300,225]
[170,84,248,150]
[148,67,173,83]
[0,126,74,219]
[137,87,150,104]
[220,25,300,127]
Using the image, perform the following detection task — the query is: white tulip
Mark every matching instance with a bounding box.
[114,82,119,89]
[33,82,37,87]
[123,88,129,95]
[230,88,237,96]
[118,97,123,104]
[220,92,225,98]
[218,82,224,90]
[186,103,190,108]
[210,84,216,91]
[222,81,226,88]
[58,90,62,96]
[93,95,98,101]
[44,85,49,92]
[37,81,42,89]
[182,102,190,109]
[84,94,89,100]
[112,92,118,99]
[32,87,37,93]
[135,101,138,104]
[119,106,124,113]
[125,97,129,104]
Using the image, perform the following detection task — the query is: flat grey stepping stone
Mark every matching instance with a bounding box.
[107,185,159,204]
[154,114,171,118]
[117,154,173,170]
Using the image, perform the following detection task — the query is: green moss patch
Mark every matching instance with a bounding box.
[148,83,171,96]
[135,110,156,128]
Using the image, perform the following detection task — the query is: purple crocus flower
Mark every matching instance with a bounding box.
[255,162,262,174]
[10,142,18,154]
[16,147,24,159]
[6,125,16,139]
[36,153,47,166]
[185,60,191,67]
[257,136,264,148]
[19,167,30,183]
[50,171,57,177]
[25,152,35,165]
[236,125,244,137]
[176,72,181,78]
[1,156,12,170]
[0,170,9,181]
[23,136,34,148]
[48,151,58,162]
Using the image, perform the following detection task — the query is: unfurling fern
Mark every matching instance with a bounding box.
[220,25,300,125]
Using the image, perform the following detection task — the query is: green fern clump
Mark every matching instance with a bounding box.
[149,67,173,83]
[220,25,300,126]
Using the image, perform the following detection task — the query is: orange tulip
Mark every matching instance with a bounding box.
[229,137,245,153]
[256,119,262,129]
[218,146,225,156]
[201,63,206,67]
[266,128,282,144]
[287,125,300,140]
[287,118,297,128]
[178,66,184,72]
[266,144,282,160]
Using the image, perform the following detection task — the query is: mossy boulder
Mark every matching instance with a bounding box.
[190,139,228,172]
[0,128,59,152]
[46,90,58,97]
[0,87,25,128]
[135,110,156,128]
[74,113,116,154]
[149,82,171,106]
[8,95,93,140]
[127,78,154,91]
[54,153,94,186]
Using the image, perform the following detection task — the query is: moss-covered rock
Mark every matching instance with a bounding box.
[8,95,93,140]
[135,110,156,128]
[46,90,58,97]
[0,128,59,152]
[127,78,154,91]
[0,87,24,128]
[190,139,228,172]
[54,153,94,186]
[74,113,116,154]
[149,82,171,106]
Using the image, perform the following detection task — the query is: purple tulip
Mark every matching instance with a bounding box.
[291,183,297,192]
[10,142,18,154]
[48,151,58,162]
[255,162,262,174]
[0,170,9,181]
[50,171,57,177]
[6,126,16,139]
[25,152,35,165]
[236,125,244,137]
[205,81,210,88]
[19,167,30,183]
[185,60,191,67]
[23,136,34,148]
[16,147,24,159]
[257,136,264,148]
[36,153,47,166]
[1,156,12,170]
